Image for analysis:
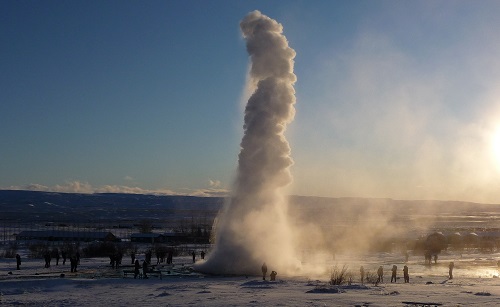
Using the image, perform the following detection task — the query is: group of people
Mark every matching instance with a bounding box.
[133,259,150,279]
[109,252,123,269]
[261,262,277,281]
[191,250,206,263]
[41,249,80,272]
[360,261,456,284]
[362,265,409,284]
[359,265,410,284]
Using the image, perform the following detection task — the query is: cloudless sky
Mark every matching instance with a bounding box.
[2,1,500,203]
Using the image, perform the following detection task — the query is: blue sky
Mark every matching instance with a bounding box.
[2,1,500,203]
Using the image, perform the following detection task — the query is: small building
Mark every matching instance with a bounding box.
[16,230,118,242]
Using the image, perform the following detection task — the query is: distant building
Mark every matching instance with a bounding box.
[16,230,118,242]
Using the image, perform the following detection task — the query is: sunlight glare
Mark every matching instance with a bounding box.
[491,125,500,171]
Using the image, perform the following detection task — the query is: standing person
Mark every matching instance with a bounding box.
[261,262,268,281]
[201,251,205,260]
[360,266,365,284]
[76,251,81,265]
[448,261,454,279]
[167,250,173,264]
[61,250,67,265]
[142,260,148,279]
[16,254,21,270]
[377,266,384,283]
[134,259,140,279]
[192,251,196,263]
[44,251,51,268]
[70,256,77,273]
[270,270,277,281]
[54,249,60,266]
[391,265,398,283]
[403,265,409,283]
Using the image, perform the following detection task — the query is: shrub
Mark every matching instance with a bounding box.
[28,243,50,258]
[365,271,379,285]
[1,242,18,258]
[329,264,349,285]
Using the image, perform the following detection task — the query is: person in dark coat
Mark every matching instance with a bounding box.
[142,260,148,279]
[131,252,136,265]
[53,248,60,266]
[360,266,365,284]
[61,250,67,265]
[391,265,398,283]
[70,256,77,273]
[261,262,268,281]
[167,250,173,264]
[448,262,454,279]
[134,260,140,279]
[16,254,21,270]
[403,265,409,283]
[377,266,384,283]
[200,251,205,260]
[192,251,196,263]
[44,251,51,268]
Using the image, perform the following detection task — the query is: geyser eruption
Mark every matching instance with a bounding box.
[196,11,298,275]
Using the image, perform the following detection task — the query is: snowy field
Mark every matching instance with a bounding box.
[1,251,499,306]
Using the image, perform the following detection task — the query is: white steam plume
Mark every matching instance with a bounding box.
[196,11,298,275]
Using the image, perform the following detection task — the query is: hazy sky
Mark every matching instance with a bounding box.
[2,1,500,203]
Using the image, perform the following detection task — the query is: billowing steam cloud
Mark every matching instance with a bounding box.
[195,11,298,275]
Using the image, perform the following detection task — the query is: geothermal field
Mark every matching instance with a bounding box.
[2,9,500,307]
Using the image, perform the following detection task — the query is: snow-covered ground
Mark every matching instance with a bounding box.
[1,251,499,306]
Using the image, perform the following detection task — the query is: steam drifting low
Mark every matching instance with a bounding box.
[196,10,298,275]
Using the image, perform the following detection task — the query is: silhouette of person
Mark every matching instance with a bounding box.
[53,248,60,266]
[377,266,384,283]
[61,250,67,265]
[403,265,409,283]
[192,251,196,263]
[142,260,149,279]
[448,261,454,279]
[201,251,205,260]
[360,266,365,284]
[391,265,397,283]
[424,251,431,265]
[134,259,140,279]
[167,250,173,264]
[16,254,21,270]
[270,270,277,281]
[70,256,77,272]
[262,262,268,281]
[44,251,51,268]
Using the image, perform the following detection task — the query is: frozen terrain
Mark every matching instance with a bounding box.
[1,251,499,306]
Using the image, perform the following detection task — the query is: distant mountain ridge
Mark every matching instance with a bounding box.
[0,190,224,223]
[1,190,499,224]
